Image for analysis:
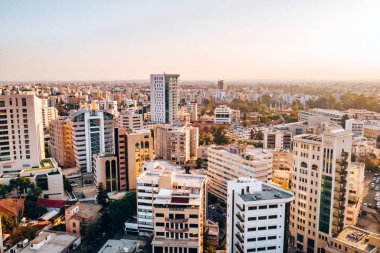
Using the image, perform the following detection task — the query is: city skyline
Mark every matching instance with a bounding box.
[1,0,380,82]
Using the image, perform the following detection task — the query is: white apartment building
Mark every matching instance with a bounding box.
[207,146,273,201]
[214,105,232,124]
[0,158,65,200]
[119,110,143,130]
[41,99,58,129]
[299,108,344,124]
[187,102,198,123]
[263,130,292,150]
[345,118,364,137]
[68,110,114,173]
[290,127,354,253]
[0,94,45,174]
[154,123,199,165]
[227,178,294,253]
[98,100,118,116]
[150,74,180,124]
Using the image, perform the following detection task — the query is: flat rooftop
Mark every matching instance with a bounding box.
[19,231,79,253]
[98,239,141,253]
[240,187,293,202]
[334,226,377,252]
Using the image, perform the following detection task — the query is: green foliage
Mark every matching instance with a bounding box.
[108,192,137,231]
[9,177,34,198]
[307,94,380,112]
[1,213,16,234]
[196,158,202,169]
[212,126,230,145]
[97,183,109,208]
[0,183,10,198]
[23,198,47,219]
[10,226,36,244]
[63,176,73,192]
[364,157,380,172]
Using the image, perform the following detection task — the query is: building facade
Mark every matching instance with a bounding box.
[0,94,45,174]
[150,74,180,124]
[227,178,294,253]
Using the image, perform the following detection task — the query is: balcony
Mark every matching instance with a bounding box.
[236,223,244,233]
[235,242,244,253]
[332,220,344,227]
[165,218,189,223]
[236,232,244,243]
[165,227,189,233]
[236,203,245,212]
[236,212,245,223]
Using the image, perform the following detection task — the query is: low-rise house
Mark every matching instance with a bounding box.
[65,202,102,237]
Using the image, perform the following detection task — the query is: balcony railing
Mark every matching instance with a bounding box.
[165,227,189,233]
[236,212,245,223]
[236,232,244,243]
[235,242,244,253]
[236,223,244,233]
[236,203,245,212]
[165,218,189,223]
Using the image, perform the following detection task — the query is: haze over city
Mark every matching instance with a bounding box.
[1,0,380,81]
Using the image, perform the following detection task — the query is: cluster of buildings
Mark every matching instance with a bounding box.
[1,77,380,253]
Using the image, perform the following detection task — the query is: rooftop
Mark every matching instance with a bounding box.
[98,239,141,253]
[19,231,79,253]
[333,226,378,252]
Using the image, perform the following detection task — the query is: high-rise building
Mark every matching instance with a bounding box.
[154,123,198,165]
[41,98,58,130]
[207,146,272,201]
[68,110,114,173]
[263,130,292,150]
[49,117,76,168]
[114,128,153,191]
[290,127,354,253]
[0,94,45,174]
[187,102,198,123]
[227,177,294,253]
[136,160,206,253]
[150,73,179,124]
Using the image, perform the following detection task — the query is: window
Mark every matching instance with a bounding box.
[156,222,164,227]
[155,213,164,217]
[258,205,267,210]
[269,204,278,209]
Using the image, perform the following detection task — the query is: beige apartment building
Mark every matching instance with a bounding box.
[206,145,272,201]
[115,128,153,191]
[290,127,355,253]
[154,123,199,165]
[136,161,206,253]
[92,153,118,192]
[326,226,380,253]
[346,162,365,226]
[49,116,76,168]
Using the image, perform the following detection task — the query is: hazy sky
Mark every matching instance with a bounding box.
[1,0,380,81]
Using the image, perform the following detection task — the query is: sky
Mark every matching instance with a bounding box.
[1,0,380,82]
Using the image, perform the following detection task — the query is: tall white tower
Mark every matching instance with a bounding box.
[150,73,179,124]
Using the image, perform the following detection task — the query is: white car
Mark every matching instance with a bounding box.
[376,187,379,191]
[364,203,368,207]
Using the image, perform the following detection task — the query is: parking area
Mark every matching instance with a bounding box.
[207,195,227,246]
[357,171,380,233]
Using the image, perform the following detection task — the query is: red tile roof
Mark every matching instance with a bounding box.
[0,198,25,217]
[37,199,67,208]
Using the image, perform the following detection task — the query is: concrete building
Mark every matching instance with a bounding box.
[92,153,118,192]
[0,158,65,200]
[290,127,353,253]
[119,110,143,130]
[345,118,364,137]
[0,94,45,174]
[65,202,102,237]
[114,128,153,191]
[49,117,75,168]
[227,178,294,253]
[187,102,198,123]
[154,123,198,165]
[151,74,180,124]
[300,109,344,124]
[68,110,114,173]
[263,130,292,150]
[207,146,272,201]
[137,161,206,253]
[15,230,81,253]
[346,162,365,226]
[214,105,232,124]
[41,99,58,130]
[326,225,380,253]
[363,125,380,139]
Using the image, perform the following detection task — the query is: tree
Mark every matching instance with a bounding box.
[340,114,349,128]
[1,213,16,234]
[212,126,230,145]
[196,158,202,169]
[0,183,10,198]
[63,176,73,192]
[108,192,137,231]
[10,226,36,244]
[9,177,33,198]
[96,183,109,208]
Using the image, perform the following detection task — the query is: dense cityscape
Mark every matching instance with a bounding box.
[2,1,380,253]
